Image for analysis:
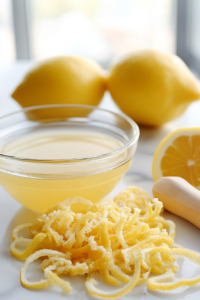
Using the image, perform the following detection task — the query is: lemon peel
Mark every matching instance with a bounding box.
[100,269,121,287]
[12,56,106,109]
[10,233,46,260]
[12,223,34,241]
[108,50,200,127]
[147,248,200,291]
[44,268,72,293]
[85,256,140,299]
[20,249,67,289]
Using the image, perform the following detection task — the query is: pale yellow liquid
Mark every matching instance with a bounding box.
[1,130,122,159]
[0,129,131,213]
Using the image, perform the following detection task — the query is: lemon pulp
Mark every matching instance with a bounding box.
[161,135,200,187]
[0,129,131,213]
[152,128,200,189]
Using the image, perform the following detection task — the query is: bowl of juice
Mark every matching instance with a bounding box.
[0,104,139,213]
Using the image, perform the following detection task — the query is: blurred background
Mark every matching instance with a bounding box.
[0,0,199,74]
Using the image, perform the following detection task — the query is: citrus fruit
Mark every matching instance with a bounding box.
[107,50,200,127]
[152,128,200,189]
[12,56,106,108]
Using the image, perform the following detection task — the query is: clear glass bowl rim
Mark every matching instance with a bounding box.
[0,104,140,164]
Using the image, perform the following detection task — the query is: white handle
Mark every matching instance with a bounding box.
[152,176,200,228]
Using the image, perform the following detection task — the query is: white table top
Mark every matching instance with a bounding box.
[0,62,200,300]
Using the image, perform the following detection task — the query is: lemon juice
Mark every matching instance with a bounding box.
[1,130,123,160]
[0,129,131,213]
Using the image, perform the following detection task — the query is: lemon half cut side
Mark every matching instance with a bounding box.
[152,127,200,189]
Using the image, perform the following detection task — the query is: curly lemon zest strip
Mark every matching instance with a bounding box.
[170,248,200,265]
[110,266,130,284]
[85,256,140,299]
[44,268,72,293]
[148,248,200,291]
[115,214,128,249]
[12,223,33,241]
[100,269,121,287]
[10,233,46,260]
[20,249,67,289]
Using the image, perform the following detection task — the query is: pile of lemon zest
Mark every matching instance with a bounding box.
[10,187,200,298]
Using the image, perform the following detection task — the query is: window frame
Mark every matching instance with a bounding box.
[12,0,31,59]
[176,0,200,76]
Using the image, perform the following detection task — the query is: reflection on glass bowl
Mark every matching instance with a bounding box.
[0,104,139,213]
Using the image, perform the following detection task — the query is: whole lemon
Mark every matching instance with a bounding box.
[107,50,200,127]
[12,56,106,108]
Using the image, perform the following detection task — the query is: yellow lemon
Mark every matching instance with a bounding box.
[12,56,106,108]
[107,50,200,127]
[152,127,200,189]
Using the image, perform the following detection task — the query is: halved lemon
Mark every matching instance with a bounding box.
[152,128,200,189]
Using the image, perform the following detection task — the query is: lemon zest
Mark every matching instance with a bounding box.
[10,188,200,298]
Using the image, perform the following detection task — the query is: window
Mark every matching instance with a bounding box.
[11,0,176,67]
[6,0,200,76]
[29,0,176,67]
[0,0,15,62]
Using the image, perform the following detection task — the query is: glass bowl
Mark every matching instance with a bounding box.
[0,104,139,213]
